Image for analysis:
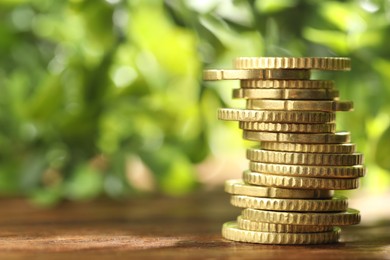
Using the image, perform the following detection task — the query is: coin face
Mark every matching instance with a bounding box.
[203,69,311,80]
[224,179,334,199]
[246,149,364,166]
[222,221,341,244]
[241,208,360,225]
[234,57,351,71]
[243,131,350,144]
[230,195,348,212]
[243,171,360,190]
[246,100,353,112]
[218,108,336,123]
[233,88,339,100]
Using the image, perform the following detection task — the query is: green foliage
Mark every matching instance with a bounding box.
[0,0,389,205]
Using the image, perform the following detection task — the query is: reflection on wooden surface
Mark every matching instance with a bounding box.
[0,190,389,259]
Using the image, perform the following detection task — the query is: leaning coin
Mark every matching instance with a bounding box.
[237,216,334,233]
[247,100,353,112]
[218,108,336,123]
[224,179,334,199]
[230,195,348,212]
[243,131,350,144]
[222,221,340,244]
[233,88,339,100]
[247,149,364,166]
[239,122,336,133]
[240,80,334,89]
[249,162,366,179]
[203,69,310,81]
[241,208,360,226]
[234,57,351,71]
[260,142,356,154]
[243,171,360,190]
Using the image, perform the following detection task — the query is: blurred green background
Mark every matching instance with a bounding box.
[0,0,389,206]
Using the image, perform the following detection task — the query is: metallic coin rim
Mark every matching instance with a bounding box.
[241,208,361,225]
[240,80,335,89]
[222,221,341,244]
[233,88,339,100]
[237,216,334,233]
[224,179,334,199]
[243,171,360,190]
[249,162,366,178]
[234,57,351,71]
[246,100,353,112]
[230,195,348,212]
[203,69,311,81]
[243,131,351,144]
[246,148,364,166]
[260,142,356,154]
[239,121,336,133]
[218,108,336,123]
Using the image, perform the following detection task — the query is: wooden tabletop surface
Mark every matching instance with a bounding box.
[0,190,389,259]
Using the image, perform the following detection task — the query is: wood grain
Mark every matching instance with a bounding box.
[0,191,388,259]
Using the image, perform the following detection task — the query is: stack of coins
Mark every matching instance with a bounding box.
[203,57,365,245]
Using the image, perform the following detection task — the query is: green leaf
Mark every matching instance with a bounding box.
[139,145,198,196]
[64,164,104,201]
[30,184,63,207]
[255,0,298,13]
[303,27,349,54]
[375,125,390,171]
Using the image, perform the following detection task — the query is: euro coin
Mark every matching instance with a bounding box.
[222,221,340,244]
[241,208,360,226]
[203,69,310,81]
[239,121,336,133]
[233,88,339,100]
[249,162,365,178]
[234,57,351,71]
[237,216,334,233]
[225,179,334,199]
[246,149,364,166]
[240,79,334,89]
[243,171,360,190]
[260,142,356,153]
[243,131,350,144]
[246,100,353,112]
[218,108,336,123]
[230,195,348,212]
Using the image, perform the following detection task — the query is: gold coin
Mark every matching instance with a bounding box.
[243,171,360,190]
[241,208,360,225]
[243,131,350,144]
[247,100,353,111]
[233,88,339,100]
[249,162,366,179]
[230,195,348,212]
[218,108,336,123]
[239,122,336,133]
[237,216,334,233]
[222,222,340,244]
[234,57,351,71]
[240,80,334,89]
[247,149,364,166]
[203,69,310,81]
[224,179,334,199]
[260,142,356,154]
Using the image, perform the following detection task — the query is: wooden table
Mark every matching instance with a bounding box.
[0,190,389,259]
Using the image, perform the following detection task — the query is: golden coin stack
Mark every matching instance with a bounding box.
[203,57,365,245]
